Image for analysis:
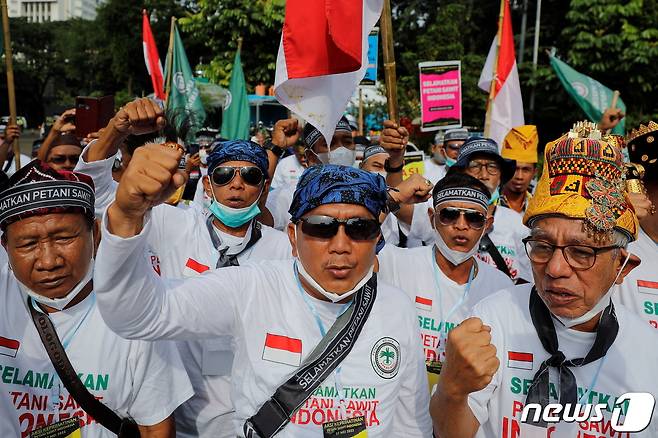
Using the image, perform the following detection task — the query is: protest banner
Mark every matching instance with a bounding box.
[419,61,462,132]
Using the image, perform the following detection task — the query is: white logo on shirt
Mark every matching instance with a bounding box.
[370,337,400,379]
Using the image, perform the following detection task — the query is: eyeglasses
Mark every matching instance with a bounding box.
[211,166,264,187]
[467,161,501,175]
[435,207,487,230]
[49,154,80,165]
[297,215,381,241]
[522,237,620,270]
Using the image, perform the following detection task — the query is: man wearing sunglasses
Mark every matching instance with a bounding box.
[398,136,532,283]
[431,124,658,438]
[75,98,293,437]
[92,153,433,436]
[377,173,513,392]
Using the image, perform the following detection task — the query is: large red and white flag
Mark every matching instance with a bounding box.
[274,0,383,144]
[142,10,165,100]
[478,0,524,150]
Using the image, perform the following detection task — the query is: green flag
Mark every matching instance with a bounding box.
[165,22,206,140]
[220,49,250,140]
[549,54,626,135]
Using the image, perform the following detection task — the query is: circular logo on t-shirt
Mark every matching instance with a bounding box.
[370,337,400,379]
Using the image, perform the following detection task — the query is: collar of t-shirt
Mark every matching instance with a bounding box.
[211,222,252,256]
[550,313,598,362]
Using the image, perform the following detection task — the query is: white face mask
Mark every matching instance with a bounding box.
[434,227,485,266]
[296,258,374,303]
[553,251,631,328]
[293,227,373,302]
[199,148,209,165]
[17,258,95,311]
[317,146,356,167]
[373,170,387,179]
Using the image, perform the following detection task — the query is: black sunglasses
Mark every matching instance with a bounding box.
[436,207,487,230]
[211,166,264,187]
[297,215,381,241]
[49,154,80,165]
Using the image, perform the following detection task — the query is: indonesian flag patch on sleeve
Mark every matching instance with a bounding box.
[415,296,432,312]
[184,258,210,277]
[637,280,658,295]
[262,333,302,367]
[0,336,20,357]
[507,351,533,370]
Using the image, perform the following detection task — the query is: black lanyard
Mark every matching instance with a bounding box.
[525,287,618,426]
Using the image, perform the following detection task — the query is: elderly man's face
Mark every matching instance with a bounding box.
[463,153,502,193]
[288,203,379,296]
[529,217,638,321]
[47,145,83,172]
[203,160,267,211]
[5,213,96,299]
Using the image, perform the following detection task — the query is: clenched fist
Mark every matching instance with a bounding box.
[439,317,500,398]
[108,144,187,237]
[380,120,408,165]
[111,98,166,136]
[390,173,433,205]
[271,118,300,148]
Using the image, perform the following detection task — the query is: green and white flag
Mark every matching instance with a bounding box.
[549,53,625,135]
[165,22,206,139]
[221,48,250,140]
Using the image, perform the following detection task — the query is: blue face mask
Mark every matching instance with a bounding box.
[488,187,500,206]
[445,157,457,168]
[208,191,262,228]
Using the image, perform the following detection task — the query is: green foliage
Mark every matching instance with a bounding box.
[178,0,285,87]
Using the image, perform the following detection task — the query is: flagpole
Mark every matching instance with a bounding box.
[380,0,398,122]
[484,0,506,138]
[0,0,19,169]
[165,16,177,102]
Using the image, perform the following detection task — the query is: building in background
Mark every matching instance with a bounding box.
[8,0,105,22]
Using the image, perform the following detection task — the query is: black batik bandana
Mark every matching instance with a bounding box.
[524,287,619,427]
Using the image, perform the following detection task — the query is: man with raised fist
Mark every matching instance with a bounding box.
[431,123,658,437]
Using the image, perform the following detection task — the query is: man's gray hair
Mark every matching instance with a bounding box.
[613,230,631,249]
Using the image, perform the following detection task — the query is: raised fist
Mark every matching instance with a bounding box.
[439,317,500,397]
[380,119,408,162]
[390,173,433,205]
[271,118,300,148]
[114,143,187,221]
[111,98,166,136]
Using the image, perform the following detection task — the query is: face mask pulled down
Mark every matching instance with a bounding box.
[434,227,484,266]
[16,258,95,311]
[208,188,262,228]
[294,228,373,302]
[553,251,632,328]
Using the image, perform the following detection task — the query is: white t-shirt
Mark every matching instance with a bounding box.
[271,155,305,190]
[615,228,658,330]
[75,147,293,437]
[423,159,447,185]
[407,202,532,281]
[266,183,296,230]
[0,266,193,438]
[467,285,658,437]
[94,216,433,437]
[377,245,513,362]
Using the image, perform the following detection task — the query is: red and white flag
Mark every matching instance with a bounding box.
[184,258,210,277]
[478,0,524,150]
[0,336,19,358]
[507,351,533,370]
[637,280,658,296]
[142,10,165,100]
[262,333,303,367]
[274,0,383,145]
[415,296,433,312]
